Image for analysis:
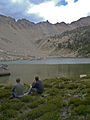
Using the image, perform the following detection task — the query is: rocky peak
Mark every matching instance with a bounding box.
[37,20,52,26]
[71,16,90,27]
[0,15,15,24]
[55,22,68,26]
[17,19,35,28]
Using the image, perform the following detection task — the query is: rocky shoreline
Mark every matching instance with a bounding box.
[0,53,90,62]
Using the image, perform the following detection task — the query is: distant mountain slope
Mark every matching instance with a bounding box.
[0,14,90,60]
[36,26,90,57]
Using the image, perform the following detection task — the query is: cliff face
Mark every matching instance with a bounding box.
[0,14,90,60]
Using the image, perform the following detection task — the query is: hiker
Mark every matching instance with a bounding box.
[27,76,44,94]
[12,78,24,98]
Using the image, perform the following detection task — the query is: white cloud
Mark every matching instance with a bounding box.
[65,0,74,4]
[27,0,90,24]
[11,0,23,3]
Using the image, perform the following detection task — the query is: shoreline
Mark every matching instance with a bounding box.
[0,56,90,62]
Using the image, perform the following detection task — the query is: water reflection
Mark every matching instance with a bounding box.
[0,64,90,85]
[0,76,9,84]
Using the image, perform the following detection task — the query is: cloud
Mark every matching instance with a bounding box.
[27,0,90,24]
[30,0,45,4]
[0,0,90,24]
[0,0,30,19]
[0,0,45,22]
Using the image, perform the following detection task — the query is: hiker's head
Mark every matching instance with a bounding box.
[16,78,20,83]
[35,76,39,81]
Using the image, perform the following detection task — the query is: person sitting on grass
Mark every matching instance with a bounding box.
[27,76,44,94]
[12,78,24,98]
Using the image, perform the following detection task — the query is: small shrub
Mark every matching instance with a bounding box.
[68,98,82,106]
[43,82,53,88]
[21,95,34,103]
[48,96,63,108]
[82,96,90,105]
[24,83,30,92]
[81,75,90,79]
[37,111,60,120]
[0,85,4,88]
[0,89,11,99]
[10,102,25,110]
[78,84,85,90]
[87,88,90,94]
[16,114,27,120]
[3,109,18,118]
[4,85,12,90]
[28,97,45,108]
[74,105,90,115]
[0,103,10,111]
[25,103,57,120]
[47,88,60,96]
[0,115,7,120]
[0,102,25,111]
[61,77,71,81]
[9,98,20,102]
[56,83,66,89]
[43,78,58,88]
[86,114,90,120]
[67,83,78,89]
[86,83,90,88]
[66,115,79,120]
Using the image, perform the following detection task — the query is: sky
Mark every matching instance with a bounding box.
[0,0,90,24]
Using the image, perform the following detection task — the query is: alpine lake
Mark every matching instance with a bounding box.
[0,58,90,85]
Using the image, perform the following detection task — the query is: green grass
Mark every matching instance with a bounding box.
[0,76,90,120]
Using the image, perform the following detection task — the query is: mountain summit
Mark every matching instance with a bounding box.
[0,15,90,60]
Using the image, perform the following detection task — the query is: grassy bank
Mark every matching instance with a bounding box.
[0,76,90,120]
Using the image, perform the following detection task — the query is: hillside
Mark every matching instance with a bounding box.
[0,76,90,120]
[36,26,90,57]
[0,15,90,60]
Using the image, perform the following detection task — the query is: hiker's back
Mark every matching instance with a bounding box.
[15,83,24,97]
[35,80,44,93]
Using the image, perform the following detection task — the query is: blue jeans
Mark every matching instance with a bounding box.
[12,92,24,98]
[12,92,15,97]
[25,87,38,95]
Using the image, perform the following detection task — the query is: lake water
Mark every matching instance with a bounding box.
[0,58,90,85]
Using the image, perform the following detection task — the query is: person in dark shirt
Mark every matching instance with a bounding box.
[27,76,44,94]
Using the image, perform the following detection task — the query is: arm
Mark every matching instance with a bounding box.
[12,86,16,92]
[32,82,36,88]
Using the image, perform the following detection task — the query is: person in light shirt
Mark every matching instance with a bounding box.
[12,78,24,98]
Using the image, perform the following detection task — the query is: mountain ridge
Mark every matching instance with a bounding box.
[0,14,90,60]
[0,14,90,25]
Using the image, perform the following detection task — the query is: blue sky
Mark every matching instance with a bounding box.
[0,0,90,24]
